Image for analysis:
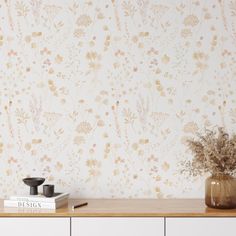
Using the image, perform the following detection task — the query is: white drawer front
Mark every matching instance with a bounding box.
[72,217,164,236]
[167,217,236,236]
[0,217,70,236]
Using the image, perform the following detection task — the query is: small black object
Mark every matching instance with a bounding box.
[72,202,88,210]
[43,184,54,197]
[23,177,45,195]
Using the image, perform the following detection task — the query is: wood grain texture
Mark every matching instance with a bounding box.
[0,199,236,217]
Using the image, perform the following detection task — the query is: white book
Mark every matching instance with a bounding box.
[10,192,69,203]
[4,198,68,209]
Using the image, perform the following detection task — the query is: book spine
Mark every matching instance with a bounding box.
[4,200,56,209]
[9,197,54,203]
[10,194,69,203]
[11,198,54,203]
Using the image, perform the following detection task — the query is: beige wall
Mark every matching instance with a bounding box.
[0,0,236,198]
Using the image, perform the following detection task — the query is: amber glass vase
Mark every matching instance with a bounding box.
[205,173,236,209]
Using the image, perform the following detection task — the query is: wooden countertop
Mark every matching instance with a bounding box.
[1,199,236,217]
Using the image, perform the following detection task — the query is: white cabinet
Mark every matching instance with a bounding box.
[0,217,70,236]
[1,216,236,236]
[72,217,164,236]
[167,217,236,236]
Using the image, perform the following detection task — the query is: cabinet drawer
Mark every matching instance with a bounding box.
[0,217,70,236]
[167,217,236,236]
[72,217,164,236]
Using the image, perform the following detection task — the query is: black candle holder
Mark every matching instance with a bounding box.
[23,177,45,195]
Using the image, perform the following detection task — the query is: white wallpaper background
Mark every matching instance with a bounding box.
[0,0,236,198]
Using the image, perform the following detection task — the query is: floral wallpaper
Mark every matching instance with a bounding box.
[0,0,236,199]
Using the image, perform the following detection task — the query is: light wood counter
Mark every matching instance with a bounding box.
[1,199,236,217]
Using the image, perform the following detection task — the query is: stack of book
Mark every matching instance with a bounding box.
[4,193,69,209]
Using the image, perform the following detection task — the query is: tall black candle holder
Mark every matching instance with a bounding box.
[23,177,45,195]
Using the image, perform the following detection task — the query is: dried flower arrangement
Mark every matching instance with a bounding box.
[182,127,236,177]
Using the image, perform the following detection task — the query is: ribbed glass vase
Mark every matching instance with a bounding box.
[205,173,236,209]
